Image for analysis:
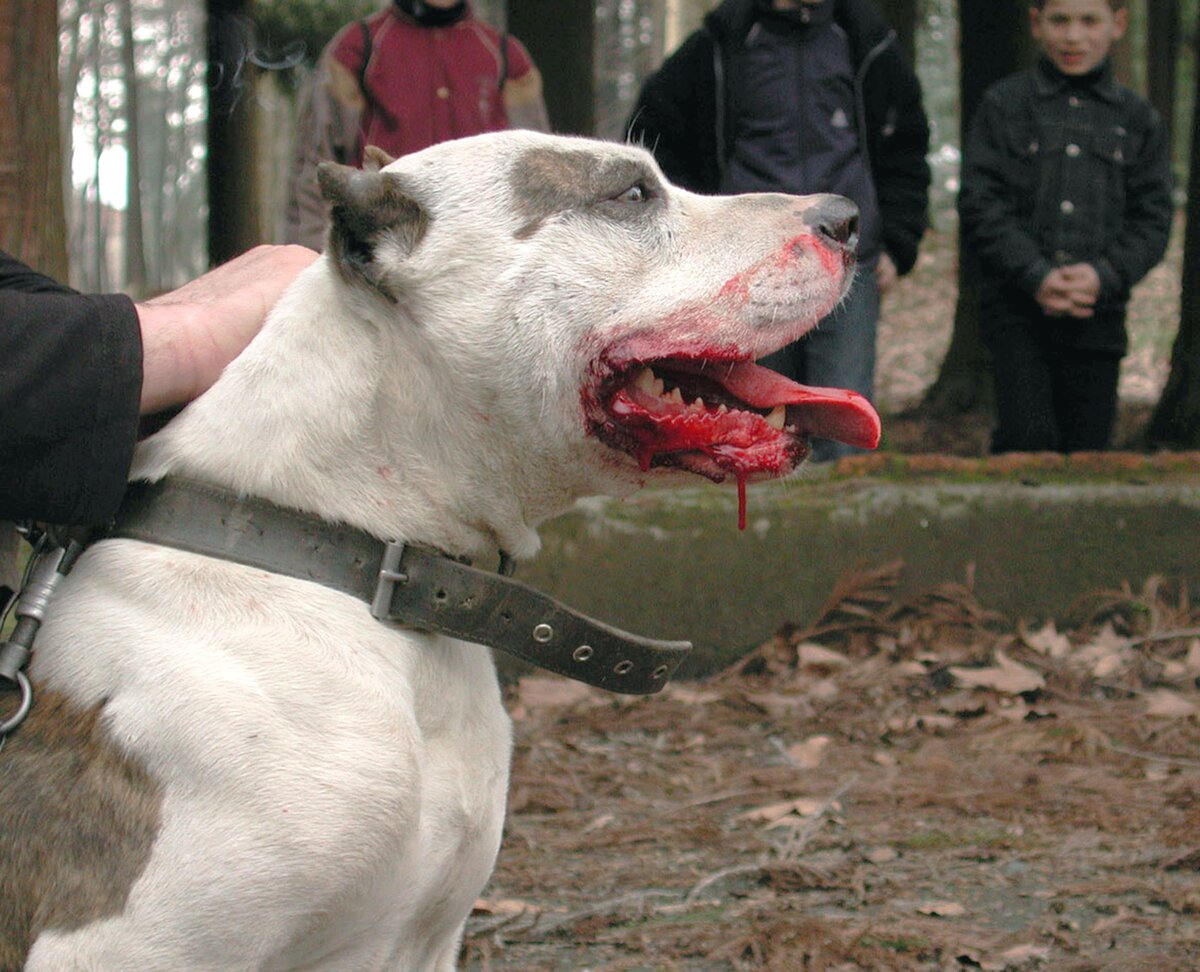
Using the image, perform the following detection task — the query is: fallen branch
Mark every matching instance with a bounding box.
[522,889,677,938]
[773,775,858,862]
[1107,742,1200,768]
[1128,627,1200,647]
[685,776,858,903]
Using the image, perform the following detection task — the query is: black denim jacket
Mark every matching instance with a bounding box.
[958,57,1172,350]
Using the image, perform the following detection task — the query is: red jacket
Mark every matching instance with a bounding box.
[284,6,548,249]
[333,7,535,164]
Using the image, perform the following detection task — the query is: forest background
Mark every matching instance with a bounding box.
[1,0,1198,445]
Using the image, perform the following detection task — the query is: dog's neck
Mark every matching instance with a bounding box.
[132,261,571,562]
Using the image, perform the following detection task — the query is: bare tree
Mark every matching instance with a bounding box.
[510,0,596,134]
[1147,55,1200,449]
[1146,0,1180,161]
[922,0,1033,415]
[119,0,148,294]
[207,0,262,266]
[0,1,67,279]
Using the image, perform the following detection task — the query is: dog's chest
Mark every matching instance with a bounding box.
[29,542,513,968]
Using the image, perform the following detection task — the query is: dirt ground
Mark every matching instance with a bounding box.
[463,567,1200,971]
[461,232,1197,971]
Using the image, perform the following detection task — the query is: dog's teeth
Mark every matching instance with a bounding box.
[692,398,705,411]
[765,406,786,431]
[654,379,668,397]
[718,404,729,414]
[666,387,684,405]
[634,368,658,395]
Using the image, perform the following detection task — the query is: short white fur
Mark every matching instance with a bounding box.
[23,131,851,970]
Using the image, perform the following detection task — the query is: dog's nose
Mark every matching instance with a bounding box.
[803,196,860,250]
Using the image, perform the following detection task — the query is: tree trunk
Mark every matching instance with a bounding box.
[1146,59,1200,449]
[922,0,1034,417]
[1108,0,1136,89]
[1146,0,1180,162]
[509,0,595,134]
[207,0,262,267]
[119,0,148,295]
[0,1,67,279]
[873,0,918,65]
[60,4,86,244]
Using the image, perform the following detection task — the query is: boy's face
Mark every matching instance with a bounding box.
[1031,0,1127,77]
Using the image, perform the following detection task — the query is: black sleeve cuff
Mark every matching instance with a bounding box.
[0,292,143,525]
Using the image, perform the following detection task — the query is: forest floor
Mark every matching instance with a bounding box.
[460,224,1200,971]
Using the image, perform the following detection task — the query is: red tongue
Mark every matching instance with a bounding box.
[673,359,882,449]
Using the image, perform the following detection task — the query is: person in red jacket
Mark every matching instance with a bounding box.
[285,0,549,249]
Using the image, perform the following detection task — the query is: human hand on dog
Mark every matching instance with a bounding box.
[1036,264,1099,319]
[136,244,317,414]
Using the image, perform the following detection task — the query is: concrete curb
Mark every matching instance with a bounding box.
[517,454,1200,678]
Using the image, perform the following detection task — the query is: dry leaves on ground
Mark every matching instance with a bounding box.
[465,565,1200,971]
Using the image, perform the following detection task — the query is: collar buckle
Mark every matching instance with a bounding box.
[370,541,409,620]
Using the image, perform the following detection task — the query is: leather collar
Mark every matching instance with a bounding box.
[110,479,690,695]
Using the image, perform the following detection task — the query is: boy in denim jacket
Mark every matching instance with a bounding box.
[958,0,1172,453]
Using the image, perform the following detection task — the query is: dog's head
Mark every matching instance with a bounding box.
[316,132,879,536]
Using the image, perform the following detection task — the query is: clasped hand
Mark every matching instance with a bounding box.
[1035,263,1100,319]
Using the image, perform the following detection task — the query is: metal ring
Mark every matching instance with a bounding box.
[0,671,33,736]
[572,645,594,663]
[532,623,554,644]
[652,665,669,680]
[613,660,634,676]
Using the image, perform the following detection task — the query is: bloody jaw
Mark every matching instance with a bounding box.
[593,356,881,530]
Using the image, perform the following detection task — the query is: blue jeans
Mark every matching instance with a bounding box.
[756,261,879,462]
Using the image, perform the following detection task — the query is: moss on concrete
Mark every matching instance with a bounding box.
[515,453,1200,678]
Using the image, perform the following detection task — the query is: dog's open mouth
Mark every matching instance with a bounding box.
[591,356,881,528]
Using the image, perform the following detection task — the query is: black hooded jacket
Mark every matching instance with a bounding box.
[626,0,930,274]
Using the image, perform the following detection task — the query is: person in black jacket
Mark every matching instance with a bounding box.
[0,245,316,531]
[626,0,930,460]
[958,0,1172,453]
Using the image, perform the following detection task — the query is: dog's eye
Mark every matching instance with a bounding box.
[612,183,652,204]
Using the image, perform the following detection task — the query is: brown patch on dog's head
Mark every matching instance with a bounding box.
[318,162,428,301]
[510,145,663,238]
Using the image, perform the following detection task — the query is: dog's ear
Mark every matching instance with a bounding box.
[318,162,427,302]
[362,145,397,171]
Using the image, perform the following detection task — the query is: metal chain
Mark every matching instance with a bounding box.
[0,533,84,740]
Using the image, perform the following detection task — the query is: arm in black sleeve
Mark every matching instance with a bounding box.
[1095,103,1173,302]
[867,48,932,276]
[0,253,143,525]
[957,91,1053,296]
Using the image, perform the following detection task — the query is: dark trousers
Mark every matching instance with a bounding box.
[986,321,1122,454]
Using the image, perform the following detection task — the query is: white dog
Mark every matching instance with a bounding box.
[2,131,877,971]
